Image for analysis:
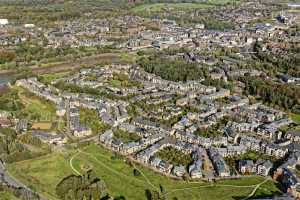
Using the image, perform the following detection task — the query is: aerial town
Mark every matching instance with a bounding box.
[0,0,299,200]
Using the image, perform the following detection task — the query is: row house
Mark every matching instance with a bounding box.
[208,148,230,177]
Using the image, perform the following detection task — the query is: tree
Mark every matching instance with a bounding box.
[0,50,16,64]
[114,196,126,200]
[240,76,300,113]
[145,189,152,200]
[145,189,166,200]
[137,54,205,82]
[133,168,141,176]
[0,128,17,155]
[56,170,108,200]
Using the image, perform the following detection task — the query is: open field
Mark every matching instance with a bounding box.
[132,3,214,12]
[0,53,122,76]
[7,143,281,200]
[0,191,20,200]
[132,0,240,13]
[38,71,71,84]
[120,52,138,63]
[205,0,240,4]
[253,180,283,198]
[290,113,300,124]
[14,86,57,122]
[7,151,75,200]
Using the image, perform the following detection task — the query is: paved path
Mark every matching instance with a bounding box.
[69,152,82,176]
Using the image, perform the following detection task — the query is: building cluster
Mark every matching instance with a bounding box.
[1,0,298,52]
[15,51,300,197]
[1,0,299,199]
[16,63,300,184]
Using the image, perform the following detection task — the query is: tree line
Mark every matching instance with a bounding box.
[0,128,50,163]
[240,76,300,114]
[253,42,300,77]
[56,170,115,200]
[137,55,206,82]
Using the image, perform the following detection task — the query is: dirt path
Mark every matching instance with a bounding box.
[132,163,160,191]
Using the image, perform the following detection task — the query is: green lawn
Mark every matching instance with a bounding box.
[109,79,122,87]
[0,191,20,200]
[113,129,141,143]
[290,113,300,124]
[205,0,239,4]
[132,3,213,13]
[253,180,282,197]
[120,52,137,63]
[13,86,57,122]
[80,108,110,134]
[132,1,239,13]
[7,143,281,200]
[108,73,141,88]
[7,152,75,200]
[38,72,70,84]
[155,146,192,167]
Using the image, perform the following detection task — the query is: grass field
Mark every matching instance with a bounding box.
[0,191,20,200]
[79,108,110,134]
[13,86,57,122]
[20,95,56,121]
[38,72,71,84]
[132,3,213,12]
[7,143,281,200]
[290,113,300,124]
[132,0,239,13]
[254,180,283,197]
[113,129,141,143]
[120,52,137,63]
[7,151,75,200]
